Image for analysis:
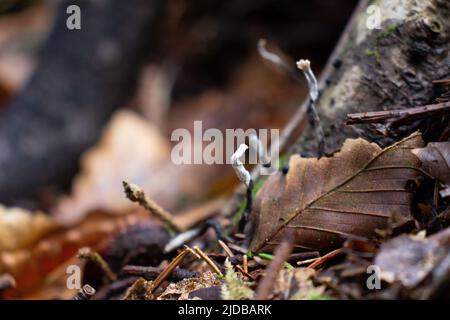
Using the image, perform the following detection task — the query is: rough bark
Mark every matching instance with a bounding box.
[0,0,162,204]
[295,0,450,157]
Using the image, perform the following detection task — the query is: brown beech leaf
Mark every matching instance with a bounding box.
[248,132,425,253]
[412,142,450,198]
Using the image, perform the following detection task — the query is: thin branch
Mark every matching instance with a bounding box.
[307,248,344,269]
[77,247,117,282]
[346,101,450,126]
[163,219,232,253]
[194,246,224,277]
[151,249,189,293]
[121,265,197,281]
[123,181,182,232]
[258,39,302,82]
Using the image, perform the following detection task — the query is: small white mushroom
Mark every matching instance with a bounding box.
[296,59,318,101]
[231,144,251,188]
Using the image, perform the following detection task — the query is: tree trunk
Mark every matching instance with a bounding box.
[295,0,449,157]
[0,0,162,204]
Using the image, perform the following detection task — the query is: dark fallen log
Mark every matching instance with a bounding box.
[0,0,162,204]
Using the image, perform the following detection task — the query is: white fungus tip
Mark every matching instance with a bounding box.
[296,59,311,71]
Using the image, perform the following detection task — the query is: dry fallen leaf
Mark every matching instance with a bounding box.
[249,132,425,253]
[1,211,147,297]
[412,142,450,198]
[273,268,325,300]
[0,205,55,251]
[374,227,450,294]
[55,110,170,225]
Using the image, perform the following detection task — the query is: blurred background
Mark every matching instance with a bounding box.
[0,0,359,299]
[0,0,357,218]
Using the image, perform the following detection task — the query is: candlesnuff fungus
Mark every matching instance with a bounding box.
[230,144,251,189]
[297,59,325,157]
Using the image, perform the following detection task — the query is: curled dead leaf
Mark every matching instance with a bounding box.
[374,227,450,295]
[412,142,450,198]
[249,132,425,253]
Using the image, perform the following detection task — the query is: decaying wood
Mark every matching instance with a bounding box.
[294,0,450,156]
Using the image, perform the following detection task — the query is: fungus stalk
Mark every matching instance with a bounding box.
[230,144,254,233]
[297,59,326,157]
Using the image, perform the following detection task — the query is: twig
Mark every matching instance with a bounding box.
[184,245,201,259]
[258,39,302,82]
[91,277,138,300]
[121,265,198,281]
[287,251,320,263]
[151,249,189,293]
[218,240,235,258]
[77,247,117,282]
[432,79,450,86]
[236,265,255,281]
[346,101,450,126]
[307,248,344,269]
[194,246,224,277]
[296,258,320,266]
[227,243,248,255]
[254,231,295,300]
[163,219,232,253]
[123,181,182,232]
[73,284,96,300]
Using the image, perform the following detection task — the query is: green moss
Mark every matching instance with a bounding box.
[365,48,381,64]
[163,222,176,237]
[275,153,288,170]
[366,24,397,65]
